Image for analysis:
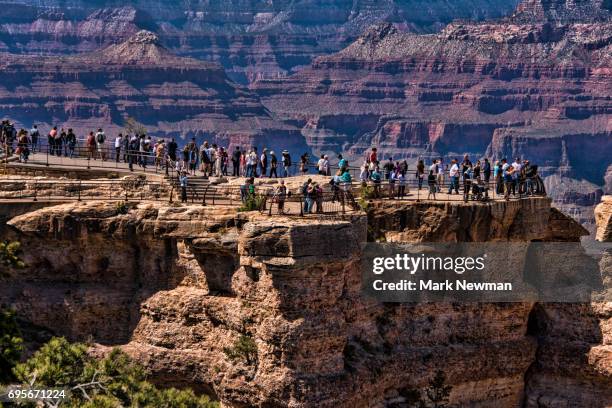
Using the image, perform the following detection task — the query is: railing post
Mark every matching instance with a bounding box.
[46,145,49,167]
[342,193,346,215]
[300,197,303,216]
[33,181,37,202]
[78,180,82,202]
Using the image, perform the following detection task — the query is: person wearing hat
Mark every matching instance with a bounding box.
[269,150,278,178]
[281,150,291,177]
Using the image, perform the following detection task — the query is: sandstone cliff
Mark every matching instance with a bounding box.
[1,195,609,407]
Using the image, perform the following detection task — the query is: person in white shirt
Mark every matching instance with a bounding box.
[114,134,123,163]
[448,159,460,194]
[323,155,330,176]
[317,154,326,175]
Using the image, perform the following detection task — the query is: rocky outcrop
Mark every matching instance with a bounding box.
[595,196,612,242]
[2,195,608,407]
[0,30,306,154]
[0,1,520,83]
[252,0,612,227]
[522,193,612,407]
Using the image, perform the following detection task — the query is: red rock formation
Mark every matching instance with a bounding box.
[252,0,612,226]
[0,1,521,83]
[0,30,306,152]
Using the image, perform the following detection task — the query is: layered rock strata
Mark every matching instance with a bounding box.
[0,1,521,82]
[0,30,306,154]
[252,0,612,227]
[1,193,609,407]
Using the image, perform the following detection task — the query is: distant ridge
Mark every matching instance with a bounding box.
[511,0,611,22]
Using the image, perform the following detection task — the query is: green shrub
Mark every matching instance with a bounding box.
[0,309,23,384]
[238,195,266,212]
[13,337,219,407]
[223,335,258,365]
[115,201,129,215]
[0,241,25,275]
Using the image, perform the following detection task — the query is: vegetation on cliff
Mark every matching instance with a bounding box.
[10,338,218,407]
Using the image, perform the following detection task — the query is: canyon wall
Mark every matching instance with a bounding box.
[252,0,612,227]
[0,30,307,155]
[0,1,520,83]
[1,195,609,407]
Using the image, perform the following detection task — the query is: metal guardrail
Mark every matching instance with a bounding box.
[0,174,546,219]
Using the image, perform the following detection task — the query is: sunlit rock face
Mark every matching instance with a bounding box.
[2,196,609,407]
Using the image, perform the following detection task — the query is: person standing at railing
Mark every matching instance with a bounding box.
[396,169,406,199]
[483,158,491,184]
[523,160,535,195]
[155,139,166,171]
[501,159,512,200]
[281,150,291,177]
[128,135,139,171]
[220,147,228,176]
[180,170,188,203]
[388,168,396,199]
[313,182,324,213]
[16,129,30,163]
[474,160,481,182]
[245,148,255,177]
[95,129,107,161]
[231,146,241,177]
[302,178,312,213]
[86,131,96,160]
[269,150,278,178]
[58,128,67,157]
[273,180,287,214]
[427,170,437,200]
[359,160,369,182]
[260,148,268,178]
[167,138,178,164]
[299,153,309,175]
[48,126,58,156]
[463,163,473,202]
[317,154,325,175]
[29,125,39,154]
[114,133,123,163]
[371,166,382,198]
[448,159,460,194]
[494,161,503,195]
[338,154,347,173]
[122,134,130,163]
[511,157,522,196]
[383,157,394,181]
[66,129,76,158]
[416,159,425,190]
[437,159,446,193]
[199,142,210,176]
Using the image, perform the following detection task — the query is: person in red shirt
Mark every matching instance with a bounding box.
[369,147,377,164]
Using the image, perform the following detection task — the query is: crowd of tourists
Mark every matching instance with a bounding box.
[355,148,541,202]
[2,123,542,205]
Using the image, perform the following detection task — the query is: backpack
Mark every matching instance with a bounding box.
[96,132,106,144]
